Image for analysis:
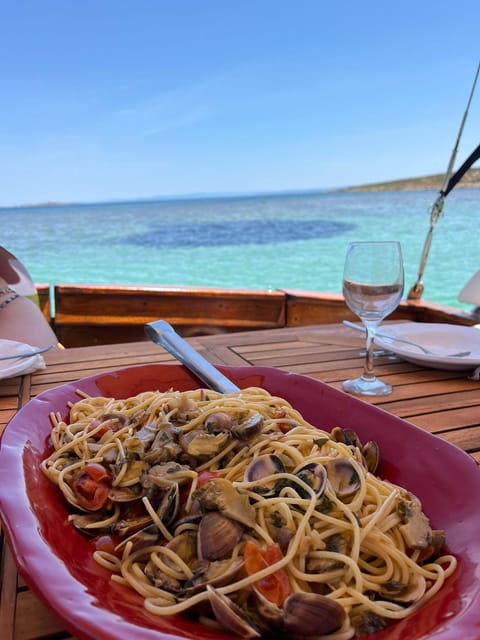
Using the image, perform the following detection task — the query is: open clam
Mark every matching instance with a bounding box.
[156,484,180,527]
[69,512,112,535]
[361,440,379,473]
[325,458,361,498]
[245,454,285,483]
[294,462,327,498]
[331,426,380,474]
[244,454,286,497]
[231,412,264,440]
[331,426,361,448]
[206,585,261,639]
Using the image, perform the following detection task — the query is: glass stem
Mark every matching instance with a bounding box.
[363,322,378,379]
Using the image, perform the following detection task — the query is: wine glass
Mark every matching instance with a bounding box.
[342,241,404,396]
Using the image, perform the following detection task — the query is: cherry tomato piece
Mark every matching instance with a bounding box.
[197,470,221,488]
[71,463,112,511]
[244,540,290,606]
[87,418,120,439]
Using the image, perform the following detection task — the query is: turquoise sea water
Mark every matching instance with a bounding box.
[2,189,479,309]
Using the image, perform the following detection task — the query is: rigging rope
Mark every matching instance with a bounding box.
[407,61,480,300]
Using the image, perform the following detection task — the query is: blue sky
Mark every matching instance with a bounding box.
[1,0,479,206]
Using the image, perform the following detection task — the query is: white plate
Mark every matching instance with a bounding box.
[0,339,45,380]
[374,323,480,370]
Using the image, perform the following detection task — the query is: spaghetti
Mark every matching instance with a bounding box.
[41,387,456,639]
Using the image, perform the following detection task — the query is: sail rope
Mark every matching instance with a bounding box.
[408,61,480,300]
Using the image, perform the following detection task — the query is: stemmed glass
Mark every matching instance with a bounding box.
[342,241,404,396]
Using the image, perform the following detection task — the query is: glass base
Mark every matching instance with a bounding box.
[343,375,392,396]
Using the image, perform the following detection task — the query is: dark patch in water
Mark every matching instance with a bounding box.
[124,219,355,248]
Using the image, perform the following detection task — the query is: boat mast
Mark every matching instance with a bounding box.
[408,61,480,300]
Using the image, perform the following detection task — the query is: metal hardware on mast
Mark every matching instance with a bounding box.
[408,61,480,300]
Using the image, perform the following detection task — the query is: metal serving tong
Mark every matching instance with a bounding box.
[145,320,240,393]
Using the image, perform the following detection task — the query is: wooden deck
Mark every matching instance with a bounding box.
[1,322,479,639]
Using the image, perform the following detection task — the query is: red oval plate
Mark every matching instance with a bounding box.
[1,364,480,640]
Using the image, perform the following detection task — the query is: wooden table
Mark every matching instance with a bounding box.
[1,323,479,639]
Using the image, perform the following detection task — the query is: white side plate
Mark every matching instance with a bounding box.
[374,323,480,370]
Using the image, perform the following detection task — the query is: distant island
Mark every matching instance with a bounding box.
[338,167,480,192]
[6,168,480,209]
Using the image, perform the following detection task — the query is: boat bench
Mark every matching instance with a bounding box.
[51,284,287,347]
[36,284,476,348]
[280,288,477,327]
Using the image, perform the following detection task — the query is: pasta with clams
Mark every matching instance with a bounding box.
[41,386,456,639]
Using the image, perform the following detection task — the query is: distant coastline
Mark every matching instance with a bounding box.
[8,201,72,209]
[338,167,480,192]
[5,168,480,209]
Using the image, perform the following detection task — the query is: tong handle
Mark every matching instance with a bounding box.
[145,320,240,394]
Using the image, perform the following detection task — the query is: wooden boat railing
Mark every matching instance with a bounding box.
[34,283,480,348]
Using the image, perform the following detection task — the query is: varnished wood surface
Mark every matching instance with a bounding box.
[1,322,479,639]
[45,283,480,347]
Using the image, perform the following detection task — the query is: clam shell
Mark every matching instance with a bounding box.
[206,585,260,638]
[198,512,243,560]
[283,592,346,636]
